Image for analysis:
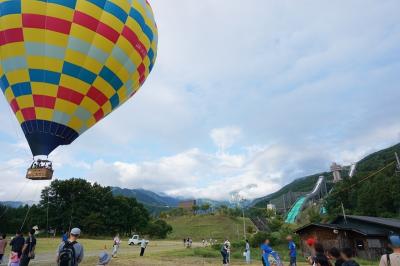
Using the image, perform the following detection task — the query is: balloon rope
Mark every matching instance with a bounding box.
[0,178,30,219]
[46,180,51,238]
[19,181,41,231]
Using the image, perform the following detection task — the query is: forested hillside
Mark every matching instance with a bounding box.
[0,179,172,238]
[252,172,334,208]
[325,143,400,218]
[252,143,400,218]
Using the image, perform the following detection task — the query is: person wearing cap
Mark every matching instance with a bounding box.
[97,251,111,266]
[380,234,400,266]
[56,228,84,265]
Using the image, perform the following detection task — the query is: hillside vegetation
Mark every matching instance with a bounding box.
[166,214,255,241]
[326,143,400,218]
[252,143,400,219]
[253,171,333,208]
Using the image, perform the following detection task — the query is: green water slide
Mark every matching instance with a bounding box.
[285,196,306,224]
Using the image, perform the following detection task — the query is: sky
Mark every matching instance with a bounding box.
[1,0,400,202]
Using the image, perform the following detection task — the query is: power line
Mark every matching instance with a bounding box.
[329,161,395,197]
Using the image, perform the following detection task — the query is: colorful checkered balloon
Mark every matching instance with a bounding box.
[0,0,158,156]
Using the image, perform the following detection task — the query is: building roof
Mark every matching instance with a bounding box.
[294,223,371,236]
[333,215,400,229]
[295,215,400,237]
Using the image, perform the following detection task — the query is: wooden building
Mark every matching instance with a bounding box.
[178,200,196,210]
[294,215,400,260]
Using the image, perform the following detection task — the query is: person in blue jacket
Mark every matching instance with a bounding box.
[287,235,297,266]
[261,239,283,266]
[261,239,273,266]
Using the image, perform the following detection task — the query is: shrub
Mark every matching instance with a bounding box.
[250,232,269,248]
[193,248,219,258]
[250,231,282,248]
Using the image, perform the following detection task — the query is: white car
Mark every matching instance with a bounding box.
[128,235,149,246]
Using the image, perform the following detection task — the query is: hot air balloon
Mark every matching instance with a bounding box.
[0,0,158,180]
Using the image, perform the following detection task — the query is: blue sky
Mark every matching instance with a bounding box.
[1,0,400,201]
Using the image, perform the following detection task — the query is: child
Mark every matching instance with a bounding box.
[97,252,111,266]
[8,251,20,266]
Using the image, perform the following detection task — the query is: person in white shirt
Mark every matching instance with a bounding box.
[380,235,400,266]
[111,234,120,258]
[140,240,148,257]
[245,239,251,264]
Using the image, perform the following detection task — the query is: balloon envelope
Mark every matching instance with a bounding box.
[0,0,158,156]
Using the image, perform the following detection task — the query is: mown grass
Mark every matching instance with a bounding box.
[2,238,379,266]
[165,214,255,241]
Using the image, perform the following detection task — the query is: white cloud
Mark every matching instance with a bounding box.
[210,126,242,151]
[0,0,400,202]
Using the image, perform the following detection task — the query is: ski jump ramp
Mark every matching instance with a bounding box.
[285,176,327,224]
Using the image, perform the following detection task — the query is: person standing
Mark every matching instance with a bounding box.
[341,247,360,266]
[10,231,25,259]
[261,239,273,266]
[287,235,297,266]
[57,228,84,266]
[0,233,7,264]
[244,239,251,264]
[111,234,120,258]
[224,239,231,265]
[380,234,400,266]
[140,240,147,256]
[61,231,68,242]
[308,243,330,266]
[221,240,230,266]
[20,229,36,266]
[328,247,345,266]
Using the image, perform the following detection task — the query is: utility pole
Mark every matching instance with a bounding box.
[395,152,400,174]
[341,202,347,224]
[231,192,247,239]
[242,205,246,239]
[46,191,49,238]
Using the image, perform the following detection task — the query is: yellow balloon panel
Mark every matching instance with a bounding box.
[0,0,158,156]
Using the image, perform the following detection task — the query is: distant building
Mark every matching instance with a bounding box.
[179,200,196,210]
[294,215,400,260]
[331,162,343,183]
[267,204,276,211]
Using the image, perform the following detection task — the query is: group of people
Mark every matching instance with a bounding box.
[304,237,359,266]
[0,227,152,266]
[284,234,400,266]
[29,160,52,170]
[201,238,215,247]
[220,239,231,265]
[0,229,36,266]
[217,233,400,266]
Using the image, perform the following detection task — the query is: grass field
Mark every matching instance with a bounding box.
[1,238,378,266]
[165,214,255,241]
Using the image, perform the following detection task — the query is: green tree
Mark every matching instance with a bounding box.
[200,203,211,213]
[145,219,173,239]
